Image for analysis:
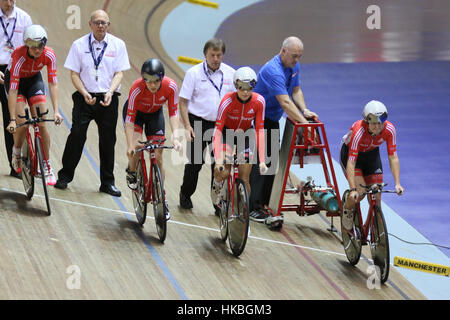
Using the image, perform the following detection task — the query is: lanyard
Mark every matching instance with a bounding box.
[88,34,107,80]
[0,14,17,48]
[203,62,223,96]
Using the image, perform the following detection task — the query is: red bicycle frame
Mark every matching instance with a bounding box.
[137,147,158,204]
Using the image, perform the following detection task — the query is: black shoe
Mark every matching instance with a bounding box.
[99,184,121,197]
[179,191,193,209]
[9,168,22,180]
[249,209,270,222]
[54,179,68,190]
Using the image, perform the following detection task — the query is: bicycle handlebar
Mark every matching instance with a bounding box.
[131,138,175,155]
[14,107,56,130]
[359,183,399,194]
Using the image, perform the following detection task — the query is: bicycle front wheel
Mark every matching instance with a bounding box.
[227,178,250,257]
[341,190,362,265]
[371,205,390,283]
[132,158,147,226]
[36,137,51,216]
[152,163,166,243]
[219,179,230,242]
[21,135,34,200]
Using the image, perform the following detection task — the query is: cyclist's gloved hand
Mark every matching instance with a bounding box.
[395,184,404,195]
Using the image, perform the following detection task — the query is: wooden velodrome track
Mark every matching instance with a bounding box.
[0,0,425,300]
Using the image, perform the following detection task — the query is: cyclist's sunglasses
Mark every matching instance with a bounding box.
[236,80,256,91]
[142,74,162,83]
[25,39,46,49]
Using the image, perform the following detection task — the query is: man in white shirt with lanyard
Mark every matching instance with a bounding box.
[178,38,235,214]
[54,9,130,197]
[0,0,31,178]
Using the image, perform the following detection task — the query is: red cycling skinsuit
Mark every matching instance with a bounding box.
[124,76,178,141]
[213,91,266,164]
[6,45,57,106]
[340,119,397,184]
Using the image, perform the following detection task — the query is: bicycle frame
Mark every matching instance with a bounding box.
[355,185,396,244]
[226,160,240,217]
[356,193,378,246]
[28,124,49,176]
[135,139,173,204]
[137,147,157,205]
[19,107,52,177]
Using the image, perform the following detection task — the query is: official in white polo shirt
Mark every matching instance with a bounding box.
[178,38,235,213]
[55,9,130,197]
[0,0,31,178]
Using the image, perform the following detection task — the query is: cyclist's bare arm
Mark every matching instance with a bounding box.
[388,154,404,194]
[7,89,19,132]
[168,114,181,150]
[178,97,194,141]
[48,82,62,124]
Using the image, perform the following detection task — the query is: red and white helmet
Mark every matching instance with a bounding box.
[363,100,388,124]
[23,25,47,48]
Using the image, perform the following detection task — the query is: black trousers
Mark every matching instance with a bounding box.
[180,113,215,198]
[249,118,280,212]
[58,91,119,185]
[0,64,14,170]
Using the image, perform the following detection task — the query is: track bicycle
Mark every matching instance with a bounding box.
[217,153,250,257]
[16,106,55,215]
[341,183,398,283]
[131,138,173,243]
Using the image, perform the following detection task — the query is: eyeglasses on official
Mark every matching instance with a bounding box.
[92,20,110,26]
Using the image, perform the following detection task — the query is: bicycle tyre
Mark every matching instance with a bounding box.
[21,136,34,200]
[228,178,250,257]
[132,158,147,226]
[341,190,362,265]
[152,163,166,243]
[371,205,390,283]
[36,137,51,216]
[219,179,230,242]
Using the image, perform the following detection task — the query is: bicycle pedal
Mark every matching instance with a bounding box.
[264,215,284,225]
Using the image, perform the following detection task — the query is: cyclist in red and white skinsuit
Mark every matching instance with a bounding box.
[123,59,181,219]
[211,67,268,204]
[339,100,404,230]
[6,24,62,185]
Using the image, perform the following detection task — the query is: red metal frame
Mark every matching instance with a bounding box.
[226,163,240,216]
[267,118,341,218]
[355,193,378,245]
[140,148,158,204]
[27,124,49,177]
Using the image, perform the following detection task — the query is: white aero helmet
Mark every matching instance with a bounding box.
[233,66,257,89]
[23,25,48,48]
[363,100,388,124]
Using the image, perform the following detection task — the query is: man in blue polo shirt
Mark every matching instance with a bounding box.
[249,36,318,222]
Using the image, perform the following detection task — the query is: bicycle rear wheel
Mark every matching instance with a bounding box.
[219,179,230,242]
[21,136,34,200]
[132,158,147,225]
[370,205,390,283]
[227,178,250,257]
[36,137,51,215]
[152,163,166,243]
[341,190,362,265]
